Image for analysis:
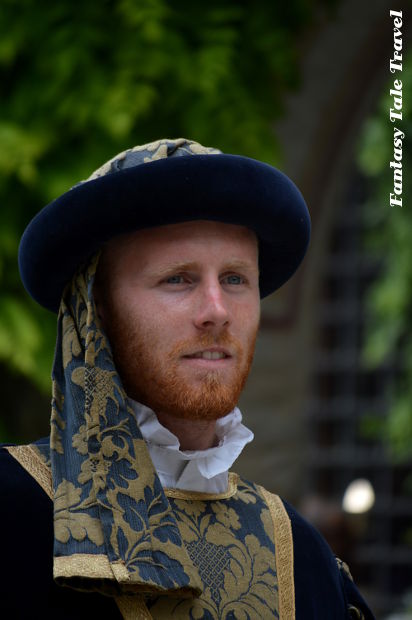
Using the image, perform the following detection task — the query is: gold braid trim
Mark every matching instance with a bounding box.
[5,444,52,499]
[115,595,153,620]
[164,472,239,500]
[259,487,295,620]
[54,555,126,580]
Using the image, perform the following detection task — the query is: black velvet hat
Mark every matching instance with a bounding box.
[19,138,311,313]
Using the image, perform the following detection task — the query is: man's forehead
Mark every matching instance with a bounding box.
[100,220,258,279]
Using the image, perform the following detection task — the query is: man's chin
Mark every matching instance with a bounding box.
[157,404,235,422]
[122,358,251,421]
[179,366,236,388]
[143,383,239,421]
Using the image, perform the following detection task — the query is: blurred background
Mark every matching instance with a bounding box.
[1,0,411,616]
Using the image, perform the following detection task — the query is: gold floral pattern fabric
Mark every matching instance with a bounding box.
[146,479,280,619]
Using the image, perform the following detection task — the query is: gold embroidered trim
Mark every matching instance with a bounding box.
[111,560,132,582]
[54,555,191,594]
[54,554,150,584]
[115,595,153,620]
[55,554,116,579]
[5,444,53,499]
[164,472,239,500]
[259,487,295,620]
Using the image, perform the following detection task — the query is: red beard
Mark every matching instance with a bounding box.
[104,309,257,421]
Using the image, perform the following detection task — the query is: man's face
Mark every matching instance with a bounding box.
[95,220,260,421]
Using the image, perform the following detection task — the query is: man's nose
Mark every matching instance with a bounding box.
[193,280,230,331]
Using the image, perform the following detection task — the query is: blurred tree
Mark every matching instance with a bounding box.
[0,0,335,432]
[358,52,412,460]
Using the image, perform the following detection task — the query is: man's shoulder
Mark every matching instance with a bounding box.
[236,478,341,580]
[250,483,375,619]
[0,442,122,619]
[0,444,51,517]
[248,483,340,574]
[281,496,338,562]
[0,442,53,589]
[237,478,334,547]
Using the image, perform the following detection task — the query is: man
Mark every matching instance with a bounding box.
[1,139,374,618]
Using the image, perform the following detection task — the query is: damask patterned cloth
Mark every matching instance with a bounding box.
[82,137,221,183]
[143,478,281,618]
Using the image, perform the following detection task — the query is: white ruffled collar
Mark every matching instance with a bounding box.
[129,400,254,493]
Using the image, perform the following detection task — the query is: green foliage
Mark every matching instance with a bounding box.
[358,52,412,460]
[0,0,331,396]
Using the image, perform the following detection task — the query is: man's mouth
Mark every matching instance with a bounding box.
[183,348,231,360]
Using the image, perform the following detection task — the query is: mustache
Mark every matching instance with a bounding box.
[169,332,243,358]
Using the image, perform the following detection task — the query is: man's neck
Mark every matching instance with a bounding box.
[155,411,218,451]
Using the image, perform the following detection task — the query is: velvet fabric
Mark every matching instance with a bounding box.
[18,140,310,313]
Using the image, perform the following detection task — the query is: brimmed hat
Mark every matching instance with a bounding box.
[19,138,310,312]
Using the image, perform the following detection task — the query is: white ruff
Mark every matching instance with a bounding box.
[129,400,254,493]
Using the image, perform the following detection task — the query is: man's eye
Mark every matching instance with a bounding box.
[223,274,244,285]
[165,275,185,284]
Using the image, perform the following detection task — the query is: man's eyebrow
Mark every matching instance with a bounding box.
[150,259,257,278]
[150,262,199,278]
[219,259,258,273]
